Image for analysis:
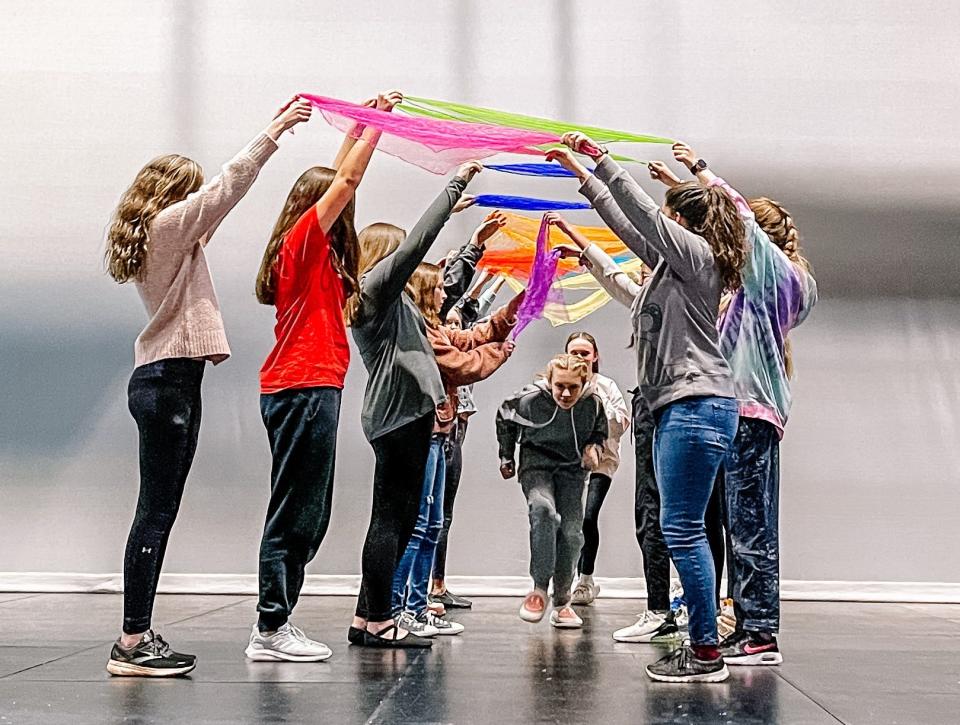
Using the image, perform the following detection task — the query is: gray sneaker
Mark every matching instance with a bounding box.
[398,611,439,638]
[417,611,464,636]
[244,623,332,662]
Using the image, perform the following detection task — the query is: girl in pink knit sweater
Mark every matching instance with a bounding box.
[102,98,311,678]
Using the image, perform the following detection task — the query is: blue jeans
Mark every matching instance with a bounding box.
[392,434,447,615]
[653,396,738,646]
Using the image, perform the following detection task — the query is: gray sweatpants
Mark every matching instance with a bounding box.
[521,467,588,607]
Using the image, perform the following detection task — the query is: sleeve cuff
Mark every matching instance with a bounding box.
[243,133,280,168]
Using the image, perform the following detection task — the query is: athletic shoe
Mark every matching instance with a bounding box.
[549,606,583,629]
[570,577,600,606]
[612,610,680,643]
[720,630,783,666]
[106,631,196,677]
[418,611,464,636]
[398,611,439,638]
[244,623,332,662]
[645,645,730,683]
[430,590,473,609]
[426,600,446,617]
[519,591,547,623]
[717,598,737,639]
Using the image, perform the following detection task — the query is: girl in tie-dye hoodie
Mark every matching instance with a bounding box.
[652,144,818,666]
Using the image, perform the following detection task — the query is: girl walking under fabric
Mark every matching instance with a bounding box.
[497,354,608,630]
[346,160,485,648]
[245,91,402,663]
[562,332,631,607]
[547,131,745,683]
[103,97,312,677]
[391,251,523,637]
[651,143,818,666]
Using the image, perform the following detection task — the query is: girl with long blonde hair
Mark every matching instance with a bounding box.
[103,97,311,678]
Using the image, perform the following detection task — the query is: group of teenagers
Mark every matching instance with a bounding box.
[103,90,816,685]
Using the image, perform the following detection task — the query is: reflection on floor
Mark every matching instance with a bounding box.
[1,594,958,724]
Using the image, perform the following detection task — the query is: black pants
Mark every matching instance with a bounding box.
[434,417,469,581]
[122,358,205,634]
[632,391,671,612]
[577,473,612,576]
[257,387,341,632]
[355,414,435,622]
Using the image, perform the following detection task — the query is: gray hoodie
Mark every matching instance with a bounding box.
[496,380,608,479]
[579,155,735,413]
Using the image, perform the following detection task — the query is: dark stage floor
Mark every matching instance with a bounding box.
[1,593,957,724]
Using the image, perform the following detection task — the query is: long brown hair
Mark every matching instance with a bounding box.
[565,331,600,373]
[406,263,443,328]
[664,182,746,291]
[749,197,812,274]
[344,222,407,326]
[256,166,359,306]
[749,197,812,379]
[105,154,204,283]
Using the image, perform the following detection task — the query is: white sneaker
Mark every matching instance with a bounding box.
[612,610,681,643]
[398,611,439,638]
[419,611,464,636]
[550,606,583,629]
[244,623,332,662]
[570,576,600,606]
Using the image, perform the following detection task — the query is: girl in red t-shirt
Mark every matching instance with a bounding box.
[244,90,402,664]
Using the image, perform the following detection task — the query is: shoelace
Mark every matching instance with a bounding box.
[140,632,171,658]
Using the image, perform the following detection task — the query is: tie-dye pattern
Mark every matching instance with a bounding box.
[711,179,818,438]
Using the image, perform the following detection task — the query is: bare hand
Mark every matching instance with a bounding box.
[501,340,516,357]
[648,161,682,188]
[544,147,579,173]
[555,244,582,260]
[672,142,697,169]
[376,90,404,112]
[455,161,484,184]
[473,211,507,246]
[275,97,312,131]
[500,460,516,479]
[506,290,526,319]
[543,211,572,234]
[581,444,602,471]
[452,194,477,214]
[562,131,605,159]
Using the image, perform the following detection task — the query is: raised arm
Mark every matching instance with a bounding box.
[154,98,311,249]
[314,90,402,234]
[445,293,522,350]
[431,333,514,388]
[362,162,482,308]
[440,212,505,319]
[545,147,662,269]
[562,133,714,280]
[544,212,641,308]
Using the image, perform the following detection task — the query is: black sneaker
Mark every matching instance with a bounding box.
[430,590,473,609]
[720,630,783,666]
[645,645,729,683]
[106,631,196,677]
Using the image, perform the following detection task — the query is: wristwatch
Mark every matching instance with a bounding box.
[689,158,708,174]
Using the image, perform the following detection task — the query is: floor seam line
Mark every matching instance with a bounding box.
[363,649,430,725]
[773,669,847,724]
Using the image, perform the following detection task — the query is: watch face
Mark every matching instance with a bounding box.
[695,160,707,170]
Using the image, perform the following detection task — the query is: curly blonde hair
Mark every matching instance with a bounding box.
[749,197,812,274]
[105,154,203,283]
[546,353,591,384]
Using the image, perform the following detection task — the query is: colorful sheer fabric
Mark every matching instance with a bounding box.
[482,213,646,325]
[473,194,590,211]
[300,94,556,174]
[484,163,580,178]
[510,217,563,338]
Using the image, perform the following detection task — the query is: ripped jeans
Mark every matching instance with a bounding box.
[392,434,447,616]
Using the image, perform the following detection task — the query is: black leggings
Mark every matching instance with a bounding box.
[355,414,435,622]
[122,358,205,634]
[434,417,468,581]
[577,473,612,576]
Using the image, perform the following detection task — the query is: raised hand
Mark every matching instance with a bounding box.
[376,90,404,112]
[500,340,517,358]
[554,244,582,260]
[271,97,312,137]
[561,131,605,159]
[648,160,682,188]
[452,194,477,214]
[544,147,579,173]
[455,161,484,184]
[672,141,698,169]
[505,289,526,319]
[473,211,507,246]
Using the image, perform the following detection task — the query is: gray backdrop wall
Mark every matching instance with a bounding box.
[2,1,959,586]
